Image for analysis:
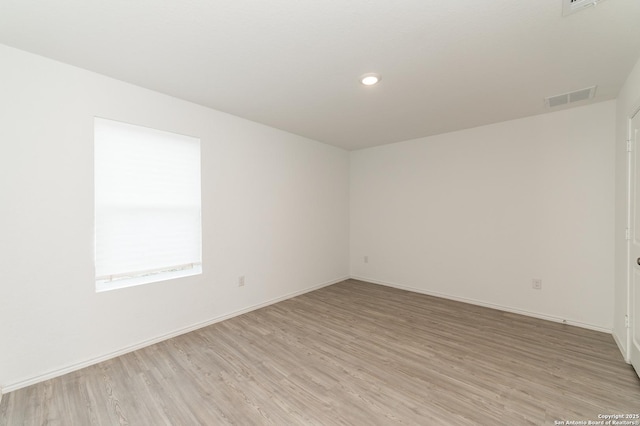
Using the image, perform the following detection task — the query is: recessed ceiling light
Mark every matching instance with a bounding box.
[360,73,381,86]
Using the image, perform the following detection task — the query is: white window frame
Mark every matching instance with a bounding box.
[94,117,202,292]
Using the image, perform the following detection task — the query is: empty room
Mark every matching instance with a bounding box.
[2,0,640,424]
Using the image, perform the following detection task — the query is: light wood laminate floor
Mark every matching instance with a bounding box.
[1,279,639,425]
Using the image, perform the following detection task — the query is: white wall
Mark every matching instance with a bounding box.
[350,101,616,330]
[614,56,640,359]
[0,44,350,391]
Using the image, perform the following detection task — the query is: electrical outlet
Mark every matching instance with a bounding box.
[532,279,542,290]
[238,275,245,287]
[364,256,369,264]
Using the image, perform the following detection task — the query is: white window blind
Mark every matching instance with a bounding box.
[94,118,202,291]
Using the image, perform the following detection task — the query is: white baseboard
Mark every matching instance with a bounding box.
[3,276,348,394]
[349,275,612,334]
[612,330,630,363]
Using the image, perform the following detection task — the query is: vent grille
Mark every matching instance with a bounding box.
[545,86,597,108]
[562,0,606,16]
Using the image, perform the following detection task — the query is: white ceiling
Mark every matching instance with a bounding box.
[1,0,639,150]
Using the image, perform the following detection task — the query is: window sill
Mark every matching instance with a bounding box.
[96,265,202,292]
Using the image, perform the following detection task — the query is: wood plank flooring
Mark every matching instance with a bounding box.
[1,279,639,425]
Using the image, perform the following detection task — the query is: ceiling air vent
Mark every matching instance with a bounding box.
[544,86,597,108]
[562,0,606,16]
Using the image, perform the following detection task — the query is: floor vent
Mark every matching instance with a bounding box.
[562,0,606,16]
[545,86,597,108]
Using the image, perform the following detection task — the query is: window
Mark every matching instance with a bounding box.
[94,118,202,292]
